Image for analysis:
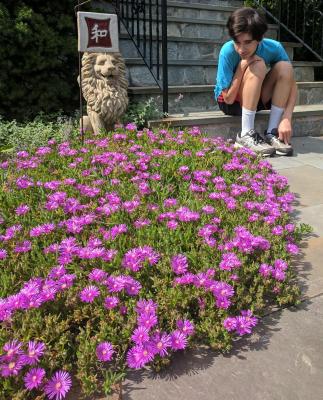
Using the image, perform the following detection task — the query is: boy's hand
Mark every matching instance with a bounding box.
[240,55,263,70]
[247,55,263,65]
[278,117,292,144]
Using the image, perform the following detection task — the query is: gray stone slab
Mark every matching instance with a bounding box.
[277,165,323,207]
[295,237,323,298]
[124,296,323,400]
[268,157,304,170]
[293,204,323,236]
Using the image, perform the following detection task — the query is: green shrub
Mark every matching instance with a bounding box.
[0,1,90,121]
[0,114,79,153]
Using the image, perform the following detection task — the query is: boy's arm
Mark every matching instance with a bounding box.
[222,61,248,104]
[278,79,297,144]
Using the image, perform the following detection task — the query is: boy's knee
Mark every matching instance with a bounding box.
[245,59,267,80]
[274,61,294,80]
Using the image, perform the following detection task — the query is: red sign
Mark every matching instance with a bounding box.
[85,17,112,48]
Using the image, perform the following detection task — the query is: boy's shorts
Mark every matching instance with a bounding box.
[217,92,271,116]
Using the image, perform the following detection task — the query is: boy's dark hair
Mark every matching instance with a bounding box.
[227,7,268,42]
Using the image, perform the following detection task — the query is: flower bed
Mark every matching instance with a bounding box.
[0,125,306,399]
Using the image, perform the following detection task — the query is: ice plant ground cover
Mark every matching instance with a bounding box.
[0,124,309,399]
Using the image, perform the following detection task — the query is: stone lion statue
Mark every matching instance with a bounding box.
[80,52,129,134]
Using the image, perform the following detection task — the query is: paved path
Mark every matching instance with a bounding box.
[124,136,323,400]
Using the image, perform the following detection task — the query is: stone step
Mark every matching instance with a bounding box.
[179,0,244,5]
[166,2,237,20]
[148,104,323,138]
[125,59,321,86]
[128,82,323,114]
[120,18,278,41]
[120,35,301,61]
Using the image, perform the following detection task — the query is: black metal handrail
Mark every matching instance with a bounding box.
[254,0,323,62]
[113,0,168,114]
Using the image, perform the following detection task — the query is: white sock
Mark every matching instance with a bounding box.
[241,107,256,137]
[267,104,284,134]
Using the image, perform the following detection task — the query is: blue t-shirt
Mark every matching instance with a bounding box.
[214,38,290,98]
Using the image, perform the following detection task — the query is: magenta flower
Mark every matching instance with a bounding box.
[176,319,194,336]
[24,367,46,390]
[0,359,24,377]
[79,286,100,303]
[20,341,46,365]
[14,240,32,254]
[166,220,178,230]
[235,316,253,336]
[0,249,7,260]
[171,254,188,275]
[223,317,237,332]
[135,299,157,314]
[219,253,242,271]
[216,297,231,309]
[126,344,154,369]
[1,340,23,361]
[96,342,114,362]
[15,204,30,216]
[44,370,72,400]
[259,263,272,278]
[286,243,299,254]
[170,330,187,350]
[131,326,150,345]
[151,332,171,357]
[137,313,158,330]
[104,296,119,310]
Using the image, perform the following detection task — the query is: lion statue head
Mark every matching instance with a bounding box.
[80,52,129,133]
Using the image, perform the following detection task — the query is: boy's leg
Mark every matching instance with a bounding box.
[235,60,275,157]
[239,60,267,136]
[260,61,294,155]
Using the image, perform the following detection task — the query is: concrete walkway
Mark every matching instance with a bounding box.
[124,136,323,400]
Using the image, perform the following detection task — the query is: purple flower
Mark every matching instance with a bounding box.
[126,344,154,369]
[272,269,286,281]
[0,359,24,377]
[14,240,32,254]
[125,123,137,131]
[15,204,30,216]
[24,367,46,390]
[151,332,171,357]
[131,327,150,344]
[125,279,142,296]
[170,330,187,350]
[49,266,67,279]
[216,297,231,309]
[57,274,76,291]
[286,243,299,254]
[1,340,23,361]
[212,281,234,298]
[259,263,272,278]
[79,286,100,303]
[0,249,7,260]
[163,198,177,207]
[235,316,253,336]
[219,253,242,271]
[20,341,46,365]
[137,313,158,330]
[223,317,237,332]
[96,342,114,362]
[166,220,178,230]
[44,370,72,400]
[135,299,157,314]
[176,319,194,336]
[171,254,188,275]
[104,296,119,310]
